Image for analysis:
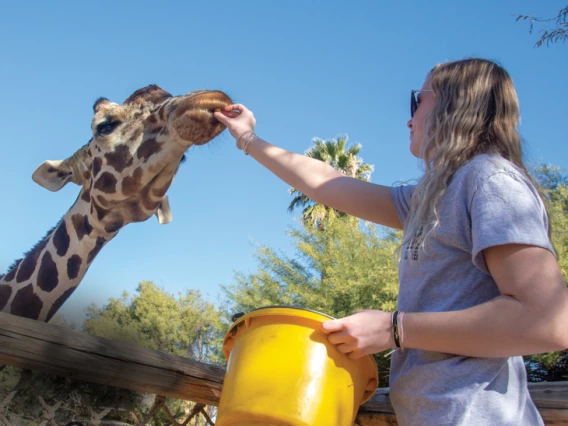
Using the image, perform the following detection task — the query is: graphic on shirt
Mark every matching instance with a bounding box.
[404,231,421,261]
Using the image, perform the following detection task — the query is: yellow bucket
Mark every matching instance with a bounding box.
[216,306,379,426]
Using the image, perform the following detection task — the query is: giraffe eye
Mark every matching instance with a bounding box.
[96,120,121,136]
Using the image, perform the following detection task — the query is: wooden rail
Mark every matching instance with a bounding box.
[0,313,566,425]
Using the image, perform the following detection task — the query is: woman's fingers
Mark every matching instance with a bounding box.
[327,330,355,346]
[213,112,230,125]
[336,343,355,354]
[322,319,344,334]
[224,103,247,112]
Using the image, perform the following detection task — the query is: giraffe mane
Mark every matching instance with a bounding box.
[4,223,60,276]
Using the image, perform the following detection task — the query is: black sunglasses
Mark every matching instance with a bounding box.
[410,89,433,118]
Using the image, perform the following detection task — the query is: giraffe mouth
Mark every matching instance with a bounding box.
[172,91,232,146]
[208,108,222,125]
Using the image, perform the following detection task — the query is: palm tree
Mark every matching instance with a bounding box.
[288,134,374,228]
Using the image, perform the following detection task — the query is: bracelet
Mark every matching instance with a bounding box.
[392,310,401,349]
[236,131,256,155]
[399,312,405,351]
[236,131,252,149]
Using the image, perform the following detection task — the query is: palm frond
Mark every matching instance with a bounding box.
[288,133,374,222]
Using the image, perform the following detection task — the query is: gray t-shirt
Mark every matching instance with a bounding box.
[389,154,554,426]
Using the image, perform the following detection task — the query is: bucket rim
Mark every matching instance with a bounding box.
[231,305,336,323]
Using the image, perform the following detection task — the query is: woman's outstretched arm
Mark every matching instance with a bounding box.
[214,104,402,229]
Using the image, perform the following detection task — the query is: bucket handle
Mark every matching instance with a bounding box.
[228,316,251,337]
[231,312,245,322]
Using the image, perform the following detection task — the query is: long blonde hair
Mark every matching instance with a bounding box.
[402,58,540,254]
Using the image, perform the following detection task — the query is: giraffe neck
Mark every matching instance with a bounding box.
[0,191,116,322]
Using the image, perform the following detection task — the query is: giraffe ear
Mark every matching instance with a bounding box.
[155,195,172,224]
[32,160,74,192]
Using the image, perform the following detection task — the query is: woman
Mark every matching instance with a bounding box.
[214,58,568,425]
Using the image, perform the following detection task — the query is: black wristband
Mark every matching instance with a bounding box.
[392,310,401,349]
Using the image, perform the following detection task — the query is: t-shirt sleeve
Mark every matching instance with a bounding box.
[390,184,416,226]
[471,170,554,274]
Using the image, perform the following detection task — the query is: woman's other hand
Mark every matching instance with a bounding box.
[322,310,395,359]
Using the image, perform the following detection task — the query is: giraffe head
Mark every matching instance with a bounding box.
[32,85,231,232]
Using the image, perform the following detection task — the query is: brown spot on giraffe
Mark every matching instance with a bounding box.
[145,114,158,125]
[16,238,49,283]
[143,114,162,134]
[11,284,43,320]
[46,287,78,322]
[93,157,103,177]
[53,221,70,257]
[81,189,91,203]
[87,237,106,264]
[94,172,117,194]
[136,138,162,162]
[105,144,133,173]
[37,251,59,292]
[0,285,12,311]
[122,167,143,196]
[3,260,20,282]
[96,206,109,221]
[67,255,82,280]
[104,217,124,234]
[71,214,93,240]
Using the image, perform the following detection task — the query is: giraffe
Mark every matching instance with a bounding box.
[0,85,232,322]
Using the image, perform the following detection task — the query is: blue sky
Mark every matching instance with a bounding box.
[1,1,566,324]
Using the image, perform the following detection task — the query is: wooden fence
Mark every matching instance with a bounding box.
[0,313,566,425]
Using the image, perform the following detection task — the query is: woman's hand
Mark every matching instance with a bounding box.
[214,104,256,148]
[322,310,394,359]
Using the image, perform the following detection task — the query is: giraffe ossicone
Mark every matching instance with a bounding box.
[0,85,232,322]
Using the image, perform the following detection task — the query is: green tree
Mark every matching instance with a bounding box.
[288,134,374,228]
[516,5,568,47]
[222,217,401,386]
[524,164,568,382]
[84,281,224,363]
[533,164,568,281]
